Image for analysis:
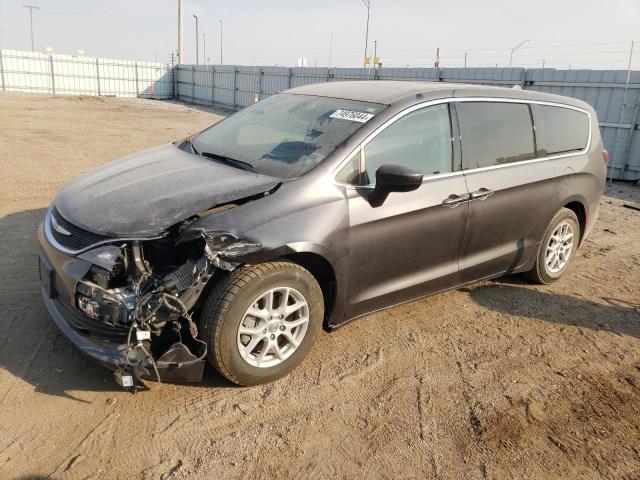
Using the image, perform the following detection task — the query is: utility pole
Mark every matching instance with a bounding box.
[464,52,467,68]
[203,33,206,64]
[219,19,223,65]
[509,39,529,68]
[23,4,40,52]
[193,14,199,64]
[329,32,333,68]
[610,40,635,182]
[373,40,377,69]
[177,0,184,63]
[360,0,371,68]
[542,59,545,70]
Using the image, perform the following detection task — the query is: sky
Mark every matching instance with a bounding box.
[0,0,639,70]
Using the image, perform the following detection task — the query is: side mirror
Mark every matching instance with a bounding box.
[375,164,423,193]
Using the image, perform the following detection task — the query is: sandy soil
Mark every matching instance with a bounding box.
[1,93,639,480]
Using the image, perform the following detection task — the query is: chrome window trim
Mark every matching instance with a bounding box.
[333,96,592,188]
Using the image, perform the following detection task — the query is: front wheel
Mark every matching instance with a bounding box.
[200,261,324,386]
[525,207,580,284]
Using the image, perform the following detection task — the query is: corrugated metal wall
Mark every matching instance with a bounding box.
[175,65,640,181]
[0,49,636,180]
[0,49,173,98]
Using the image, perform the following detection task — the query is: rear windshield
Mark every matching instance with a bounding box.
[192,94,386,179]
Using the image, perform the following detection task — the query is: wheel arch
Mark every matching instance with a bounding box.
[279,251,337,327]
[562,199,587,244]
[199,241,344,329]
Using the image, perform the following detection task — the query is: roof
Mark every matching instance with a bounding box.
[285,80,590,110]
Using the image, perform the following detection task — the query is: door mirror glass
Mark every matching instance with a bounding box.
[375,164,423,193]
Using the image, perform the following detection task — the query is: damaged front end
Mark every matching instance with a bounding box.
[69,220,261,389]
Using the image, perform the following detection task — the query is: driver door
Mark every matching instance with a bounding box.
[341,102,470,318]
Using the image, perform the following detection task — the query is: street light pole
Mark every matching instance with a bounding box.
[22,4,40,52]
[360,0,371,68]
[193,15,199,65]
[203,33,206,64]
[509,39,529,68]
[373,40,377,69]
[219,19,223,65]
[177,0,184,63]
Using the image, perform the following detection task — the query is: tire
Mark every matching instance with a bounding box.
[200,261,324,386]
[525,207,580,284]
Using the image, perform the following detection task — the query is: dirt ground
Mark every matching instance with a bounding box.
[1,93,639,480]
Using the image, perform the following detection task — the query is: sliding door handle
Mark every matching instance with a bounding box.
[442,193,471,207]
[469,188,495,200]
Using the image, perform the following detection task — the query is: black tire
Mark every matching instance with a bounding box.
[525,207,580,284]
[200,261,324,386]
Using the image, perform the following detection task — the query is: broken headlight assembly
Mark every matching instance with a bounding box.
[72,224,262,389]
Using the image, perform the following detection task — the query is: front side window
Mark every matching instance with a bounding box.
[458,102,536,169]
[356,104,453,185]
[192,94,386,179]
[534,105,590,155]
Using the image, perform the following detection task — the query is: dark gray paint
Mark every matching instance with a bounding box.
[40,82,605,332]
[54,143,281,237]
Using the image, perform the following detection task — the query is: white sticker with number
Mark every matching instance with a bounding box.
[330,109,375,123]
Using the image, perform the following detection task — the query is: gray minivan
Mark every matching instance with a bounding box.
[39,81,606,387]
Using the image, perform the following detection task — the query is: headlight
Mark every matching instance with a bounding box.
[77,245,123,271]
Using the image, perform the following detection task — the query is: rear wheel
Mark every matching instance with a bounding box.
[200,261,324,386]
[525,208,580,284]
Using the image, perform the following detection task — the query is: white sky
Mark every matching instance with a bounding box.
[0,0,639,69]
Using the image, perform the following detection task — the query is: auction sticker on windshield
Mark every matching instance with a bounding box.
[330,109,375,123]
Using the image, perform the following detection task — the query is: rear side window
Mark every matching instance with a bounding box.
[458,102,536,169]
[534,105,589,155]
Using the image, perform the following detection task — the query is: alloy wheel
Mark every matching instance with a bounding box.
[546,221,574,273]
[236,287,310,368]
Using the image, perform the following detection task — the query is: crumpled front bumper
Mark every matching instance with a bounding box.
[38,223,205,384]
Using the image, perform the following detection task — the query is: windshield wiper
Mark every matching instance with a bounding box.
[182,137,199,155]
[200,151,257,173]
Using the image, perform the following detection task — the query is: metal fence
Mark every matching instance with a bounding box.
[0,48,637,181]
[175,65,640,181]
[0,49,173,98]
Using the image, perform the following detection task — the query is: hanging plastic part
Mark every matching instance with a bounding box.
[114,368,135,393]
[121,290,207,385]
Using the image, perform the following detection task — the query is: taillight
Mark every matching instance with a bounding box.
[602,149,609,165]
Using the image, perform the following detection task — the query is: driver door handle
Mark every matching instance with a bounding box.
[442,193,471,207]
[469,188,495,200]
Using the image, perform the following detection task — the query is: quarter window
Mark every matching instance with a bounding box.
[335,150,364,185]
[359,104,453,185]
[458,102,536,169]
[534,105,589,155]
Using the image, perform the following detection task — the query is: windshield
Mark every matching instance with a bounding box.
[192,94,386,179]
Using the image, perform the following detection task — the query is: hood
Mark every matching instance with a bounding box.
[54,143,281,237]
